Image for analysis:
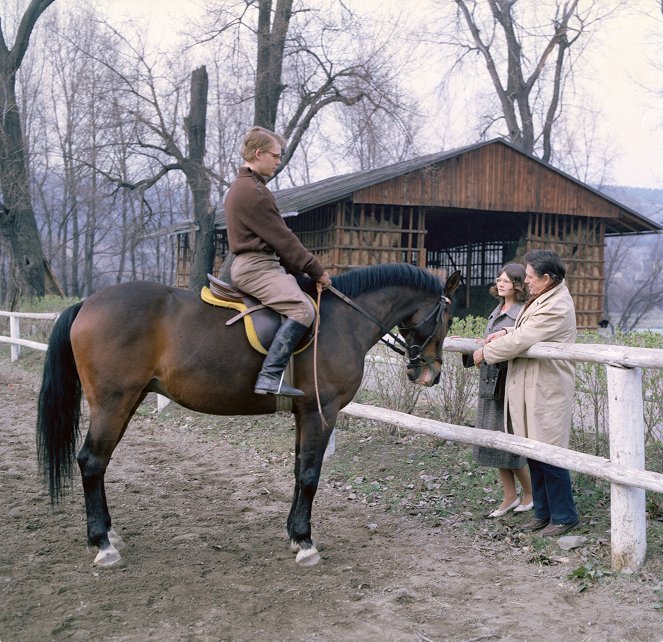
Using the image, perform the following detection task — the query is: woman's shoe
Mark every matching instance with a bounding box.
[514,500,534,513]
[487,497,521,518]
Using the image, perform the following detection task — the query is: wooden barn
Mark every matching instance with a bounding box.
[175,138,660,330]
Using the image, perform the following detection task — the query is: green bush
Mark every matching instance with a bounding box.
[420,315,486,425]
[574,331,663,469]
[14,294,80,313]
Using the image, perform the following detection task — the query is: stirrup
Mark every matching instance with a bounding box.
[254,371,304,397]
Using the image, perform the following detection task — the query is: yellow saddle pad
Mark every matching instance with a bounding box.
[200,286,315,356]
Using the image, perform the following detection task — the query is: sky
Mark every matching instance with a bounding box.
[586,6,663,188]
[69,0,663,189]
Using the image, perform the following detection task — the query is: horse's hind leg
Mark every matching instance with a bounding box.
[77,392,146,567]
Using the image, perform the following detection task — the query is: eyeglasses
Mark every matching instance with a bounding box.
[495,278,512,285]
[265,151,282,161]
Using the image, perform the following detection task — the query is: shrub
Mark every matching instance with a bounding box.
[420,315,486,425]
[574,330,663,468]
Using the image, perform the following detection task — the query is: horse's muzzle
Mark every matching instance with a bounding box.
[406,361,441,387]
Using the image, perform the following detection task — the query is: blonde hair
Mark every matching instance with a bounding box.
[241,126,285,162]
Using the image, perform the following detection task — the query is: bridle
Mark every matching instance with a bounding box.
[398,294,451,369]
[328,285,451,370]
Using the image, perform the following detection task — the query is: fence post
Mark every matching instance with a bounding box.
[157,394,171,412]
[607,365,646,572]
[9,315,20,362]
[324,428,336,459]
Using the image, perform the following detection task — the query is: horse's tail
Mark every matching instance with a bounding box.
[36,302,84,504]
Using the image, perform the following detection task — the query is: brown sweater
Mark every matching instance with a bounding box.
[224,167,324,280]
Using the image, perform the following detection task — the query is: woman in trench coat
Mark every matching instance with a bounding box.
[473,249,579,537]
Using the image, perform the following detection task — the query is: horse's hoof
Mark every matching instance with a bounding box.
[295,547,321,567]
[290,539,302,553]
[93,544,122,567]
[108,528,125,551]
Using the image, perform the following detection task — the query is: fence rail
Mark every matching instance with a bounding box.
[0,311,59,361]
[2,309,662,572]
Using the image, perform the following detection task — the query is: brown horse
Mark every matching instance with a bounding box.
[37,263,461,567]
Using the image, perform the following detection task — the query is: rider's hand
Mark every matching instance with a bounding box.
[317,272,332,290]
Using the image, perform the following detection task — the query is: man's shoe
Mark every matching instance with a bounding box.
[521,517,549,532]
[540,519,579,537]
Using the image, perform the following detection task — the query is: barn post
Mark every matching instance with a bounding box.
[606,365,646,571]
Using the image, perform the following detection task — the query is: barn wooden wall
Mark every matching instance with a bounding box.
[525,213,605,330]
[354,144,627,222]
[286,202,426,273]
[176,231,227,288]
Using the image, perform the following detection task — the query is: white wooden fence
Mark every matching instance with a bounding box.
[0,311,59,361]
[2,310,662,572]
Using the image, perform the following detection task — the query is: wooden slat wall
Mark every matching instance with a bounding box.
[354,144,625,221]
[176,231,227,287]
[286,204,336,269]
[309,203,427,273]
[176,233,190,288]
[525,213,605,330]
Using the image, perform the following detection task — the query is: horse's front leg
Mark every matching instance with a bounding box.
[287,407,335,567]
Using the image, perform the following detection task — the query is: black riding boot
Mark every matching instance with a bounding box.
[254,318,309,397]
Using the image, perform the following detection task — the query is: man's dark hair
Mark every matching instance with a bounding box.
[523,249,566,285]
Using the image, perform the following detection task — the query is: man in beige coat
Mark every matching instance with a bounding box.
[473,249,579,537]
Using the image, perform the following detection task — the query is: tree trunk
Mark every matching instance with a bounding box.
[254,0,292,130]
[0,0,60,299]
[185,66,214,293]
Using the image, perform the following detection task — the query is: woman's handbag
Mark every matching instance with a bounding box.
[478,362,506,400]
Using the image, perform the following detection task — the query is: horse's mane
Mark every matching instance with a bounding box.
[331,263,443,298]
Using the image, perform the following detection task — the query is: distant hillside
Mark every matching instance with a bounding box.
[597,185,663,224]
[596,186,662,332]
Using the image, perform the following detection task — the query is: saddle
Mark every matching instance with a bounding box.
[201,273,315,355]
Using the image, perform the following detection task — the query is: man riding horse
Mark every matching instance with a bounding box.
[225,126,332,397]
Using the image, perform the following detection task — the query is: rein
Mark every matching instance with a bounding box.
[328,284,450,362]
[328,285,409,355]
[313,283,328,430]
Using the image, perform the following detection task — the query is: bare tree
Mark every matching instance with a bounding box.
[103,43,215,291]
[337,89,420,171]
[0,0,60,303]
[200,0,418,175]
[184,66,214,292]
[436,0,623,162]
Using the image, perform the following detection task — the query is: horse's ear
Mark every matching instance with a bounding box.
[444,270,462,298]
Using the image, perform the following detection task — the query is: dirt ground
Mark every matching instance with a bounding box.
[1,357,662,642]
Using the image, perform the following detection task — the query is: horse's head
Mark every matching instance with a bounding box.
[400,270,461,386]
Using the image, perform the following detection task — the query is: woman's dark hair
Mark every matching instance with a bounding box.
[489,263,528,302]
[524,249,566,285]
